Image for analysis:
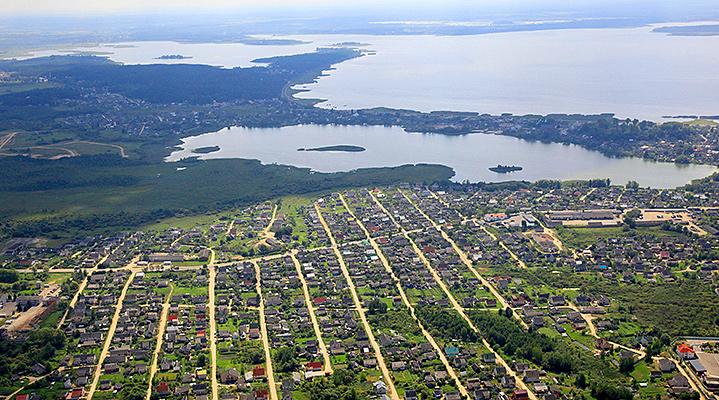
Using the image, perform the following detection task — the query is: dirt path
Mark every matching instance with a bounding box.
[429,190,648,361]
[371,190,538,400]
[252,261,279,400]
[314,203,400,400]
[68,140,128,158]
[338,193,469,398]
[666,357,710,400]
[57,252,116,329]
[254,204,279,250]
[208,250,219,400]
[146,283,174,400]
[290,252,333,375]
[0,132,16,150]
[87,268,138,399]
[579,187,597,202]
[401,190,528,329]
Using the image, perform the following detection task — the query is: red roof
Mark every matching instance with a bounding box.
[512,390,529,400]
[156,382,170,394]
[255,389,269,399]
[313,297,327,305]
[678,343,695,354]
[16,395,29,400]
[168,314,178,321]
[253,366,266,378]
[306,361,323,371]
[65,388,84,400]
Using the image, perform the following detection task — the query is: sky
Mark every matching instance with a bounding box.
[3,0,717,22]
[1,0,689,16]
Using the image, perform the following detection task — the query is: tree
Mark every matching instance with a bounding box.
[367,298,388,315]
[196,353,207,368]
[275,346,298,373]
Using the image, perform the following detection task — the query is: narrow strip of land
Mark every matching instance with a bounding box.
[338,193,469,398]
[87,268,138,400]
[252,261,279,400]
[314,203,400,400]
[290,252,333,375]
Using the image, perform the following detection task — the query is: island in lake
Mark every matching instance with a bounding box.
[155,54,193,60]
[489,164,523,173]
[192,146,220,154]
[297,145,366,153]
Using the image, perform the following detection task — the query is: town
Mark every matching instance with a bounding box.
[2,180,719,400]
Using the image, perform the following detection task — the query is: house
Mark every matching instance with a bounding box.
[667,374,691,394]
[512,390,530,400]
[156,382,171,396]
[677,343,697,360]
[657,358,676,373]
[64,388,84,400]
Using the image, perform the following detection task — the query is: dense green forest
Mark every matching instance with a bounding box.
[0,155,452,239]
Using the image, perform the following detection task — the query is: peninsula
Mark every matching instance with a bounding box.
[297,145,366,152]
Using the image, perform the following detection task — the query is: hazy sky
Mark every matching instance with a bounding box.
[0,0,674,16]
[3,0,420,15]
[4,0,718,19]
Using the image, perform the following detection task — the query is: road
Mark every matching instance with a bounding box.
[314,203,401,400]
[252,261,279,400]
[208,249,219,400]
[428,190,648,360]
[255,204,279,250]
[400,189,528,329]
[338,193,469,398]
[87,268,138,400]
[0,132,17,150]
[146,283,174,400]
[369,190,537,400]
[290,252,333,375]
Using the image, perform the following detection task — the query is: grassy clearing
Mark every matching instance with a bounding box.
[557,226,686,249]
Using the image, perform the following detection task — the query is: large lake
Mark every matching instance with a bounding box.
[291,26,719,121]
[166,124,717,188]
[17,23,719,121]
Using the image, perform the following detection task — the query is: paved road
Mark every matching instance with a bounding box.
[314,203,400,400]
[338,193,469,398]
[87,268,138,400]
[252,261,279,400]
[290,252,334,375]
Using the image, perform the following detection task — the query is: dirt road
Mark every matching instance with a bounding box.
[252,261,279,400]
[314,203,400,400]
[146,284,174,400]
[290,252,333,375]
[338,193,469,398]
[371,190,538,400]
[87,268,138,399]
[208,250,219,400]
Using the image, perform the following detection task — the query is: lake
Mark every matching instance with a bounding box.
[17,23,719,121]
[166,124,717,188]
[291,25,719,121]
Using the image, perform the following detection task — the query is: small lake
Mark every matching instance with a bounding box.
[166,124,717,188]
